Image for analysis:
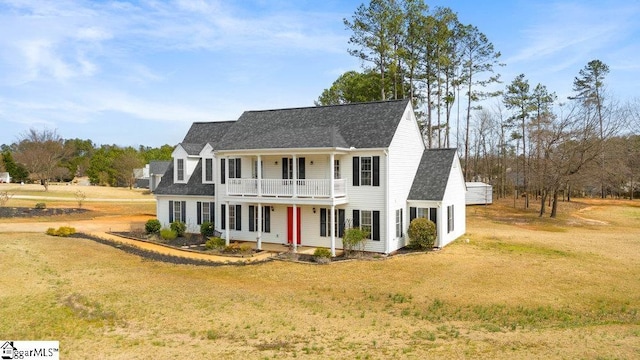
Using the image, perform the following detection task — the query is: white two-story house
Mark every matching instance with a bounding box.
[154,99,466,255]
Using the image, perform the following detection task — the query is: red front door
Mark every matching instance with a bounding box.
[287,207,301,244]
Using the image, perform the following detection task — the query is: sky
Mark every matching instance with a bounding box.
[0,0,638,148]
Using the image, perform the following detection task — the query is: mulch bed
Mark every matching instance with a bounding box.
[0,207,89,218]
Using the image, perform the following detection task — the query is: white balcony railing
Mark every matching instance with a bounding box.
[227,178,346,198]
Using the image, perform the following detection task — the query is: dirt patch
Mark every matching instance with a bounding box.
[0,206,89,218]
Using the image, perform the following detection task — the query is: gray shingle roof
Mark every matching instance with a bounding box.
[408,148,458,201]
[153,160,214,196]
[179,121,236,155]
[216,99,410,150]
[149,160,170,175]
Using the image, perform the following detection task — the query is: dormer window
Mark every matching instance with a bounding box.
[177,159,185,181]
[205,158,213,182]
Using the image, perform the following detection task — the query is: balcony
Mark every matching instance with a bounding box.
[227,178,346,198]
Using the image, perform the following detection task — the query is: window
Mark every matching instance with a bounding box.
[169,200,186,223]
[221,204,241,230]
[360,157,372,186]
[177,159,184,181]
[197,201,214,225]
[249,205,270,233]
[447,205,454,233]
[228,158,241,179]
[361,210,372,239]
[395,209,403,238]
[352,209,380,241]
[334,159,340,179]
[411,207,437,226]
[352,156,380,186]
[282,157,305,180]
[204,158,213,182]
[320,208,345,237]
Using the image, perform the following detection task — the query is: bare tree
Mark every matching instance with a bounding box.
[14,128,71,191]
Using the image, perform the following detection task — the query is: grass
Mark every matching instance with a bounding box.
[0,194,639,358]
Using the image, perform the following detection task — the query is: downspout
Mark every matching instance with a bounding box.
[384,149,390,254]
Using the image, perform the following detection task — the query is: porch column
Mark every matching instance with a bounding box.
[225,201,230,246]
[330,204,336,256]
[292,154,297,198]
[257,155,262,197]
[257,202,262,250]
[225,156,230,196]
[329,153,335,198]
[292,203,298,253]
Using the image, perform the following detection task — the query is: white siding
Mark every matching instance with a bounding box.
[156,195,215,233]
[386,104,426,252]
[440,154,467,247]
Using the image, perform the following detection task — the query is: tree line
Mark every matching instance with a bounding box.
[318,0,640,216]
[0,129,173,190]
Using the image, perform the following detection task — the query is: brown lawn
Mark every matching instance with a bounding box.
[0,189,638,359]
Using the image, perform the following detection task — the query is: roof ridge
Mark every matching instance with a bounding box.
[244,99,410,114]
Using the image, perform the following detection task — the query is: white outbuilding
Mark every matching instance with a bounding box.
[465,182,493,205]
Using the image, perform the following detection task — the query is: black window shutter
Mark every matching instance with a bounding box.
[169,201,174,223]
[353,209,360,227]
[221,159,226,184]
[263,206,270,233]
[282,158,288,179]
[213,184,215,196]
[430,208,437,225]
[211,202,215,224]
[235,205,242,230]
[320,208,327,237]
[236,158,241,178]
[298,157,305,179]
[352,157,360,186]
[373,210,380,241]
[181,201,186,223]
[400,208,403,237]
[338,209,345,237]
[221,204,226,230]
[249,205,255,232]
[197,201,202,225]
[373,156,380,186]
[410,207,416,222]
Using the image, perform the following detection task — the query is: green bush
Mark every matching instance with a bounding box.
[160,228,178,241]
[35,202,46,209]
[46,227,56,236]
[170,221,186,237]
[205,237,225,250]
[313,247,332,258]
[200,221,215,237]
[408,217,436,250]
[145,219,162,234]
[343,227,369,257]
[313,248,332,264]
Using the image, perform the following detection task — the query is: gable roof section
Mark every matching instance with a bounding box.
[216,99,410,150]
[408,148,458,201]
[153,159,214,196]
[177,121,236,155]
[149,160,170,175]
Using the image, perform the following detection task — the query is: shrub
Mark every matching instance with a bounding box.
[223,242,253,255]
[200,221,215,237]
[56,226,76,237]
[205,236,225,250]
[160,227,177,241]
[170,221,186,237]
[145,219,162,234]
[45,226,76,237]
[35,202,46,209]
[408,217,436,250]
[313,247,332,264]
[343,227,369,257]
